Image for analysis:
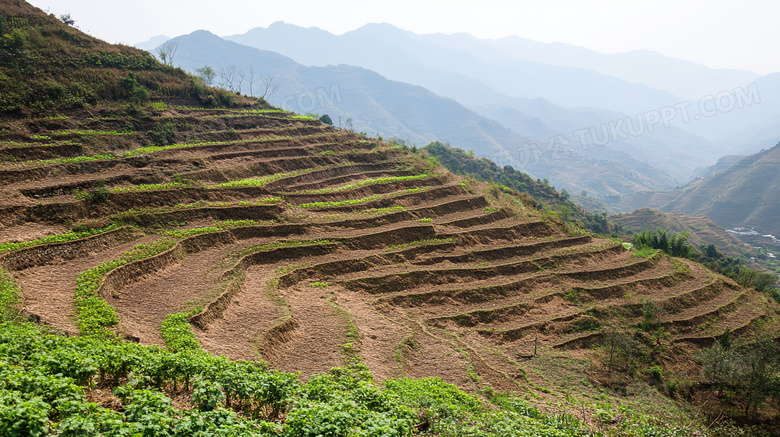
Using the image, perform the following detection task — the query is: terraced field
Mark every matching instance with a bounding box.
[1,107,777,395]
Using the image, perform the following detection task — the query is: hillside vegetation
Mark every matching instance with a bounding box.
[422,141,617,236]
[0,1,251,114]
[0,1,779,434]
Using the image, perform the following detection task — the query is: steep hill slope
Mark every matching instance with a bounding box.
[3,103,775,390]
[0,3,253,114]
[1,2,779,431]
[661,143,780,236]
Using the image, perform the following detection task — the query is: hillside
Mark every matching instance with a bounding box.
[661,142,780,236]
[1,1,780,433]
[610,208,754,257]
[422,141,617,235]
[0,4,255,114]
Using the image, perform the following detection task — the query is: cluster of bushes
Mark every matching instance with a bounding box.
[0,8,248,113]
[699,332,780,419]
[631,228,695,258]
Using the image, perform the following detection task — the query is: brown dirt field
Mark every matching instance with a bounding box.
[0,222,69,243]
[13,234,161,334]
[264,283,352,378]
[107,243,245,345]
[195,265,285,361]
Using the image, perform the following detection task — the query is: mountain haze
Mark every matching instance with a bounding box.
[168,30,535,161]
[224,22,734,182]
[164,30,685,198]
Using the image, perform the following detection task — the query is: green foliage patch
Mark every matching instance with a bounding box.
[299,195,381,209]
[160,311,201,353]
[294,174,430,194]
[386,238,454,251]
[123,136,293,157]
[0,269,20,321]
[239,239,331,258]
[213,166,326,189]
[111,182,188,192]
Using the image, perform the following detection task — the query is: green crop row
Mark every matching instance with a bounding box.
[0,224,117,254]
[213,166,329,189]
[293,174,430,194]
[239,239,331,258]
[161,220,268,238]
[299,185,429,209]
[286,114,318,121]
[299,194,381,209]
[160,311,201,353]
[112,182,189,192]
[123,135,293,157]
[360,206,407,214]
[32,152,116,166]
[51,130,131,136]
[386,238,454,251]
[0,320,691,436]
[162,226,222,238]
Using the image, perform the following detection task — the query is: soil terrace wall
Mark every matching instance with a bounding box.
[0,227,135,271]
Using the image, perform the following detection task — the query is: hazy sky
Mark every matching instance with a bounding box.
[27,0,780,75]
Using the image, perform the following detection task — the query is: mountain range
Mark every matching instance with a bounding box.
[161,30,689,198]
[139,22,780,211]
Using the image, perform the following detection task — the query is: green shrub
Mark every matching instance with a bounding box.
[0,269,20,321]
[85,187,110,204]
[191,379,225,412]
[147,122,176,147]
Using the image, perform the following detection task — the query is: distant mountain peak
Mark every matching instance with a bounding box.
[134,34,171,51]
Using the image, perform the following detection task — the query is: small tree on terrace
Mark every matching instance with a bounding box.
[260,76,279,100]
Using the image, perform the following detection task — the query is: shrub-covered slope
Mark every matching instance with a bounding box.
[611,208,753,258]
